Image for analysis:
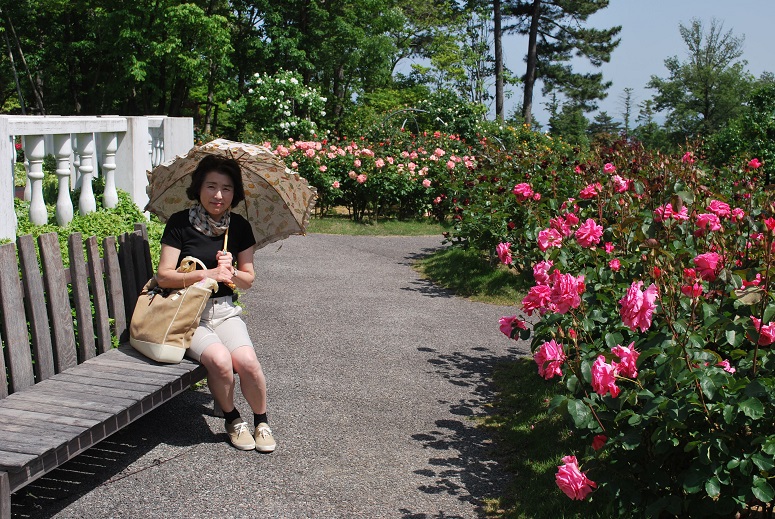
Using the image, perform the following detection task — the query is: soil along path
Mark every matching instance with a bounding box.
[13,234,530,519]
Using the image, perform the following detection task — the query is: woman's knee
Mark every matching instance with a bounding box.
[232,346,264,379]
[201,344,234,377]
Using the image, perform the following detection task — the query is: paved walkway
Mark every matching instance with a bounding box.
[13,234,529,519]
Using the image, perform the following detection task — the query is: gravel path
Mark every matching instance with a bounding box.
[12,233,529,519]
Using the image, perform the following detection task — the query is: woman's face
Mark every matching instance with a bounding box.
[199,171,234,218]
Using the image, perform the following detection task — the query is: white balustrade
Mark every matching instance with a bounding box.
[24,135,46,225]
[53,134,74,226]
[0,115,194,239]
[76,132,96,215]
[102,132,118,208]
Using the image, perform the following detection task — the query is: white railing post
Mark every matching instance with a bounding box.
[0,116,17,240]
[24,135,47,225]
[76,132,96,214]
[115,116,151,212]
[163,117,195,160]
[102,132,118,208]
[53,134,74,226]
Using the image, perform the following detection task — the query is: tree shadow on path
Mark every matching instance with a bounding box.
[400,345,524,519]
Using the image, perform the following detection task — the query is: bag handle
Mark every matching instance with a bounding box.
[177,256,207,273]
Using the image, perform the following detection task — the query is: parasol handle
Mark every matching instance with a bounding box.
[222,227,236,290]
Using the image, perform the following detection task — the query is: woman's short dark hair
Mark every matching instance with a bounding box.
[186,155,245,208]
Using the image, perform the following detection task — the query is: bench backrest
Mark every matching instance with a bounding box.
[0,223,154,398]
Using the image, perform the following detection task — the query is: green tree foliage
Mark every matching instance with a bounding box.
[587,111,621,137]
[706,82,775,183]
[504,0,621,125]
[647,18,753,141]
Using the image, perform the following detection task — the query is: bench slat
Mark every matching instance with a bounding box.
[87,236,112,355]
[0,398,115,422]
[67,363,175,386]
[39,233,77,373]
[69,233,96,363]
[0,408,100,431]
[0,243,34,393]
[117,233,139,325]
[17,235,56,383]
[53,372,164,394]
[103,236,127,344]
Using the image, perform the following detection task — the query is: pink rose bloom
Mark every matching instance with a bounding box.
[707,200,731,218]
[446,160,456,170]
[386,156,394,164]
[533,193,541,201]
[353,159,362,168]
[433,196,442,204]
[305,148,316,158]
[742,274,762,288]
[611,342,639,378]
[349,170,357,179]
[681,282,703,298]
[565,212,579,227]
[556,456,597,500]
[331,181,340,189]
[751,316,775,346]
[375,158,385,168]
[591,355,620,397]
[717,359,736,374]
[496,242,513,265]
[513,183,535,202]
[653,203,674,222]
[533,260,554,285]
[672,206,689,221]
[550,271,585,314]
[603,162,616,174]
[291,161,298,169]
[749,158,762,169]
[693,252,722,281]
[682,152,695,164]
[579,183,602,199]
[731,208,745,222]
[550,216,573,237]
[319,165,328,172]
[433,147,445,157]
[537,228,563,251]
[696,213,722,232]
[522,285,554,316]
[611,174,630,193]
[591,434,607,451]
[575,218,603,248]
[604,242,615,254]
[574,165,583,174]
[499,315,527,339]
[534,339,566,379]
[609,258,621,271]
[422,178,432,188]
[356,174,367,184]
[619,281,658,332]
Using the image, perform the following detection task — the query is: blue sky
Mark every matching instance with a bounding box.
[505,0,775,126]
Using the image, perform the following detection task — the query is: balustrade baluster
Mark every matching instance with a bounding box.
[24,135,47,225]
[76,132,97,214]
[102,132,118,208]
[53,134,74,226]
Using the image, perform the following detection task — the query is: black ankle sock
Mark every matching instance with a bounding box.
[254,413,268,426]
[223,408,241,424]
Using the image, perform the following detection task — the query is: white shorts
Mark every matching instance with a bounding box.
[186,296,253,362]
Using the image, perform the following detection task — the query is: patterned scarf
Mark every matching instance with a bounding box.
[189,203,230,237]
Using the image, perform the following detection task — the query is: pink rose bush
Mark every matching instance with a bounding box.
[483,151,775,513]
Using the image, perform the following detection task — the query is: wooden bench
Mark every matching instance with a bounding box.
[0,224,207,518]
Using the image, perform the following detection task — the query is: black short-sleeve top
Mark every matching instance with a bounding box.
[161,210,257,298]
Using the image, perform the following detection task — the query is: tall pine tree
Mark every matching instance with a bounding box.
[504,0,620,125]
